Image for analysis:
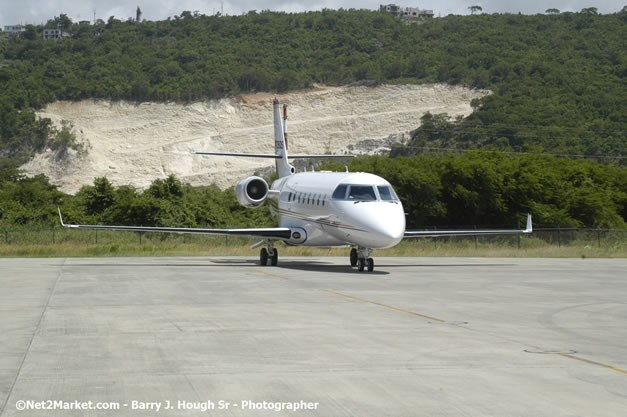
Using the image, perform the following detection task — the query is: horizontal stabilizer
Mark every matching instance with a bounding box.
[195,152,354,159]
[289,154,355,158]
[195,152,279,158]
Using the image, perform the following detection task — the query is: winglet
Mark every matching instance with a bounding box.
[524,214,532,233]
[58,207,66,227]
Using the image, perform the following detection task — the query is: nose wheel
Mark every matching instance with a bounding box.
[259,242,278,266]
[351,248,374,272]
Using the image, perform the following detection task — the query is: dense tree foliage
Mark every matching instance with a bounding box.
[1,152,624,229]
[0,173,274,228]
[0,9,625,162]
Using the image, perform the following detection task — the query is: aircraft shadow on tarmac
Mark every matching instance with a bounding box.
[67,260,515,275]
[211,259,516,274]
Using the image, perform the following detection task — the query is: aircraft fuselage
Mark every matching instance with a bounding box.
[271,171,406,248]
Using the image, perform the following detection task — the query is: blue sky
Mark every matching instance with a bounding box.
[1,0,624,26]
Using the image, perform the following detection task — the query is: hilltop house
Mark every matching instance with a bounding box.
[43,28,70,40]
[3,24,26,37]
[380,4,434,18]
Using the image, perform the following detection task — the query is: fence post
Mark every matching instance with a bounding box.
[558,225,561,248]
[517,219,520,249]
[434,226,437,249]
[52,226,55,244]
[474,225,477,249]
[96,230,98,244]
[4,230,7,244]
[597,227,601,248]
[138,232,142,246]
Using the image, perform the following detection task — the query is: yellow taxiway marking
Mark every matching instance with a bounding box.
[559,353,627,374]
[250,268,626,375]
[252,269,626,375]
[252,269,444,322]
[253,268,291,280]
[326,290,446,322]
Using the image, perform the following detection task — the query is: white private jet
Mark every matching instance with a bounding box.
[59,98,532,272]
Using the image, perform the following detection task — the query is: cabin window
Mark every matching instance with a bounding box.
[377,185,399,201]
[348,185,376,201]
[332,185,348,199]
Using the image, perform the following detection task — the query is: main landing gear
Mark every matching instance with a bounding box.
[350,247,374,272]
[259,241,278,266]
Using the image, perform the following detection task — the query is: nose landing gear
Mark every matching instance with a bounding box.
[259,241,278,266]
[350,247,374,272]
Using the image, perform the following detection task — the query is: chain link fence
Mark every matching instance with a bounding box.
[0,225,625,250]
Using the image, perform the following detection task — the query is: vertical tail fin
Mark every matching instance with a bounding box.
[273,98,295,178]
[283,104,288,150]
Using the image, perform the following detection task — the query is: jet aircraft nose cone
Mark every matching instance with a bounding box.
[374,216,405,241]
[369,209,405,245]
[346,201,406,248]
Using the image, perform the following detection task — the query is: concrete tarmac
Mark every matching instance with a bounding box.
[1,256,626,416]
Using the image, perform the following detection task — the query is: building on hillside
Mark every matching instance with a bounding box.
[79,20,91,25]
[380,4,434,19]
[43,28,70,40]
[3,24,26,37]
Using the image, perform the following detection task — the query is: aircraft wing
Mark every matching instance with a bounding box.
[58,208,293,239]
[404,214,532,238]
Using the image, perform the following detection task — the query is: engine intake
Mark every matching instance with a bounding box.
[235,176,269,208]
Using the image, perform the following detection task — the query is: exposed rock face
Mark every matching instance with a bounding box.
[22,84,489,193]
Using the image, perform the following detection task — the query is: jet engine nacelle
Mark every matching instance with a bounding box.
[235,176,269,208]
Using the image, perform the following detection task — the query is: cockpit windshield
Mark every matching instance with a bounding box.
[377,185,399,201]
[332,184,348,199]
[331,184,399,202]
[348,185,377,201]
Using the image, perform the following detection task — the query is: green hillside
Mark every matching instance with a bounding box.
[0,8,625,230]
[1,8,625,162]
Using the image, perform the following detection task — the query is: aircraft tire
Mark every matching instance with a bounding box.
[271,249,278,266]
[367,258,374,272]
[350,248,358,267]
[358,258,365,272]
[260,248,269,266]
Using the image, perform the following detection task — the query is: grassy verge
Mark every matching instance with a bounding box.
[0,227,624,258]
[1,239,624,258]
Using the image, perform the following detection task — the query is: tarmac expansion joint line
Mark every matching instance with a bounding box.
[326,290,446,323]
[1,258,67,415]
[248,268,447,323]
[558,352,627,375]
